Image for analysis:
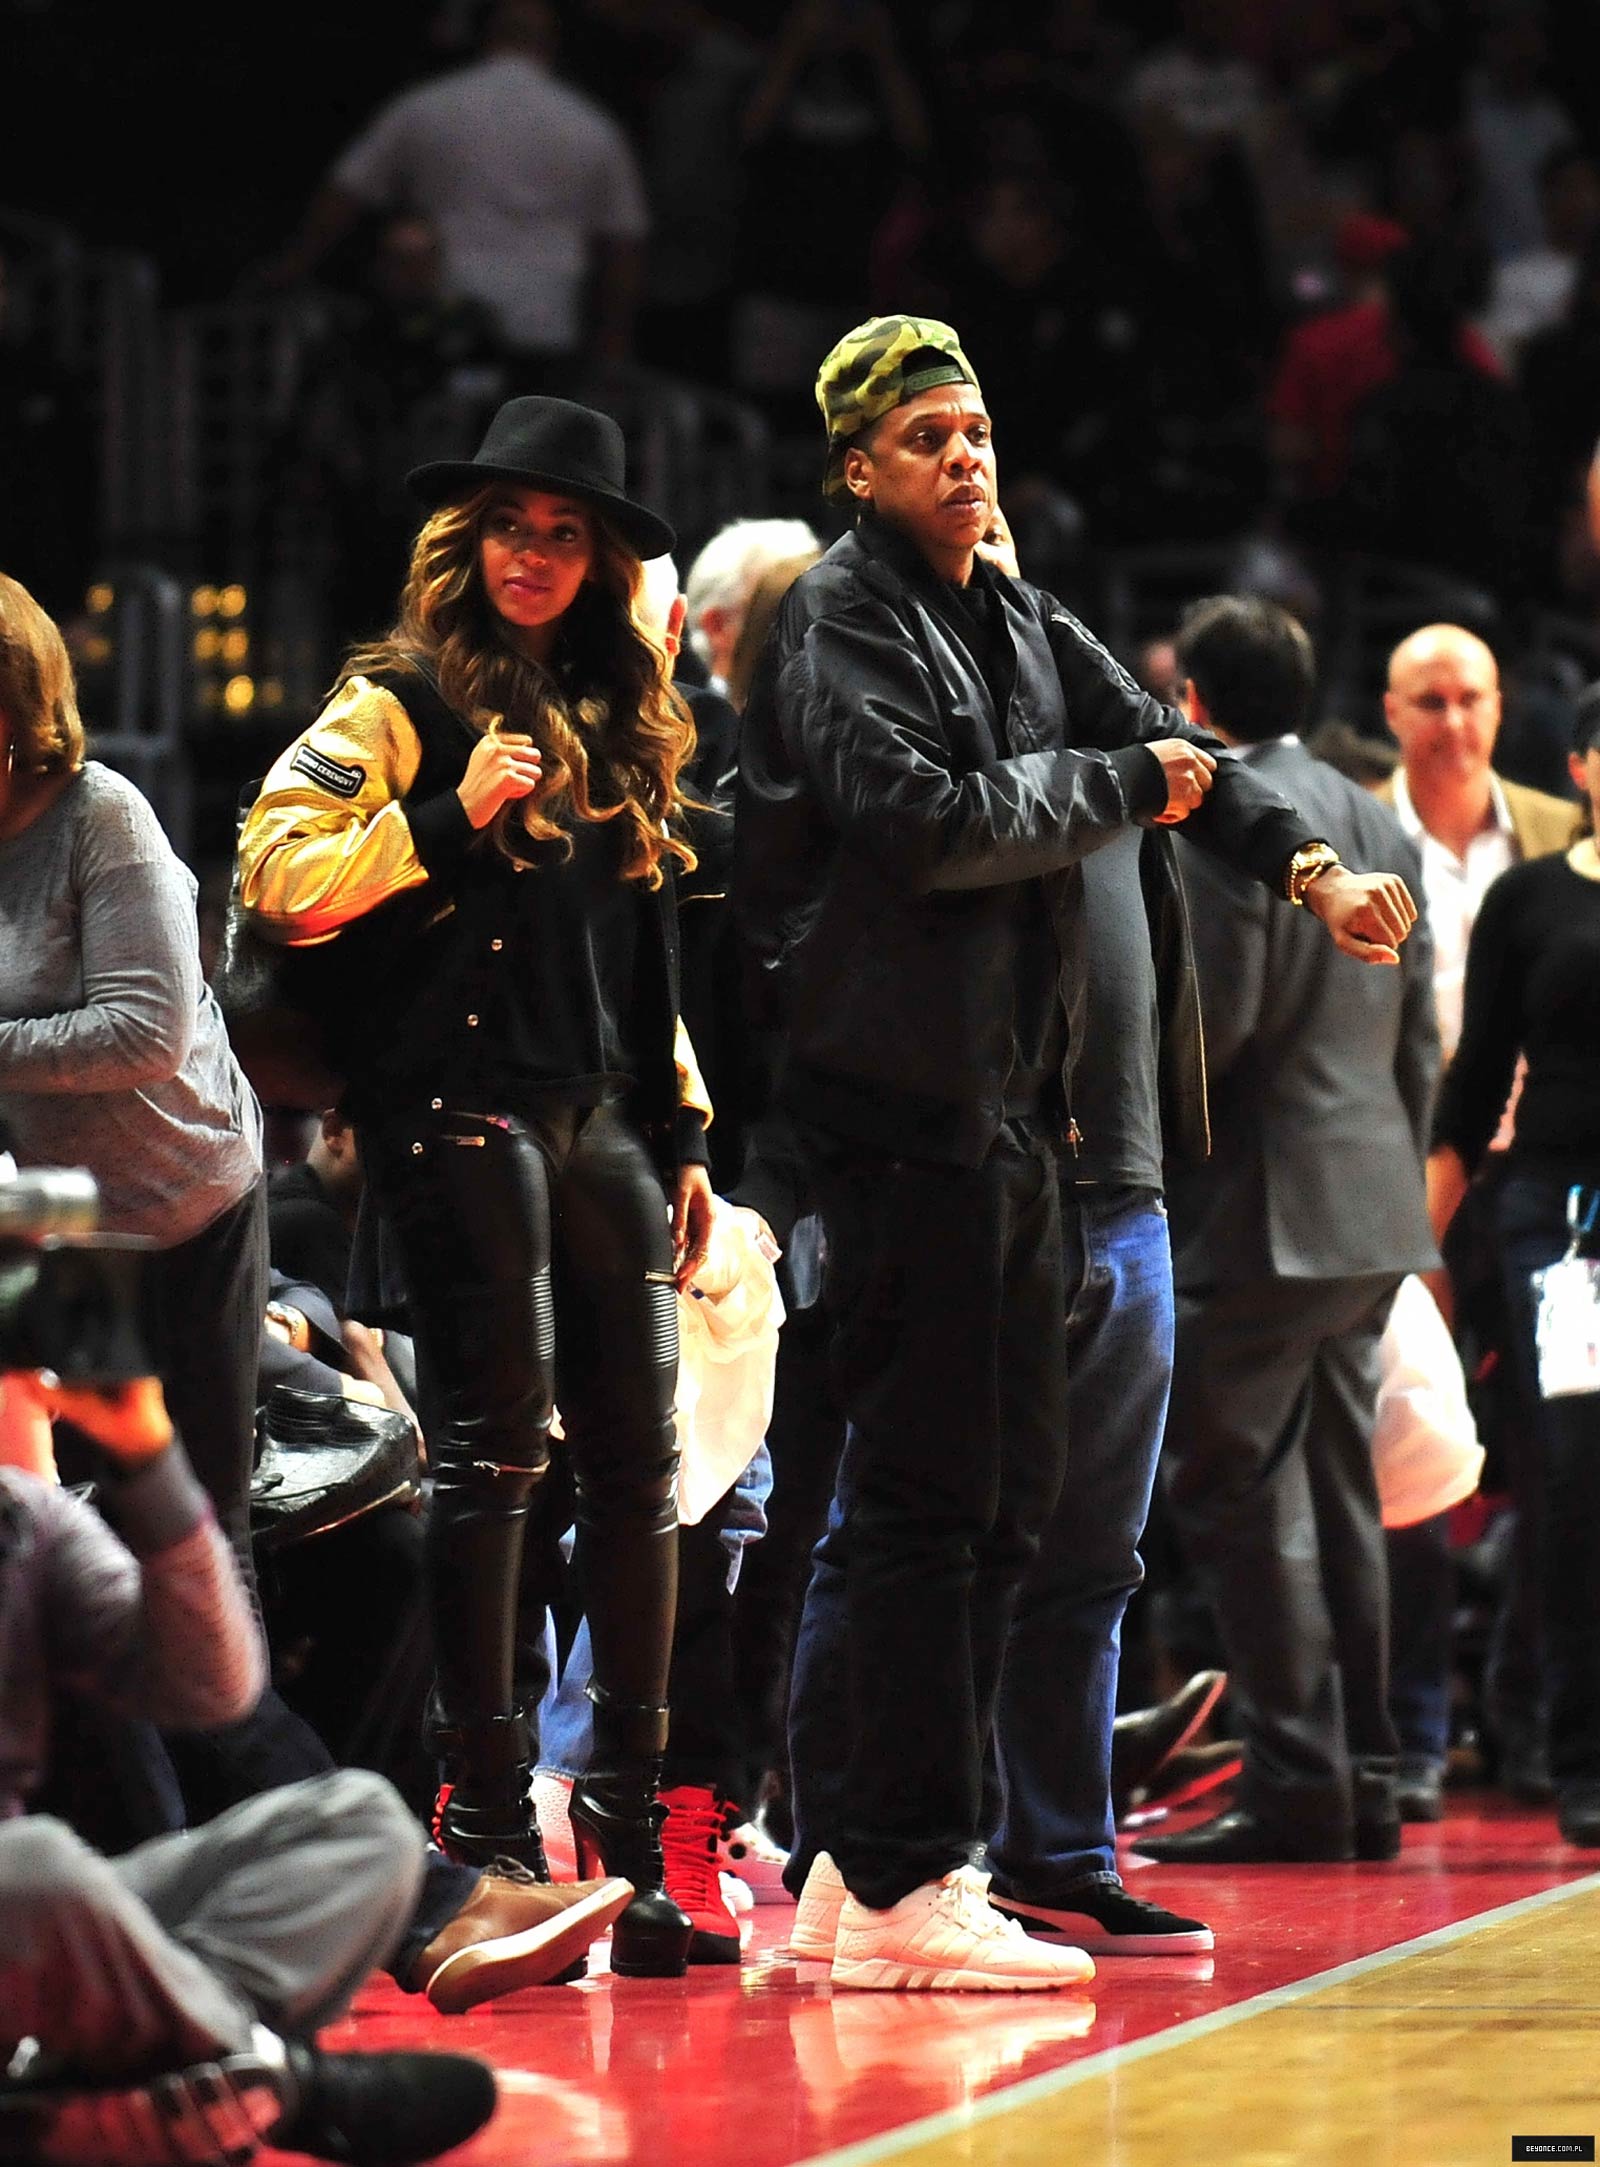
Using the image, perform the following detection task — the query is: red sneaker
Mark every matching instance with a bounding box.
[658,1784,742,1964]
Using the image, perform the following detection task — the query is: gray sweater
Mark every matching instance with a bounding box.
[0,764,261,1244]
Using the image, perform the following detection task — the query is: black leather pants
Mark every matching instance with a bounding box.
[361,1099,681,1802]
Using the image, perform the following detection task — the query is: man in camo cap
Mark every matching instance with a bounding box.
[814,315,979,506]
[734,312,1414,1991]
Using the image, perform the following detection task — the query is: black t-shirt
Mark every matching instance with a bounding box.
[932,559,1066,1116]
[490,816,641,1110]
[1433,851,1600,1184]
[1069,829,1164,1191]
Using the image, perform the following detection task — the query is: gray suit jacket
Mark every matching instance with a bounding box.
[1168,740,1441,1288]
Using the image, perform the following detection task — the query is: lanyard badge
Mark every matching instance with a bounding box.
[1532,1186,1600,1401]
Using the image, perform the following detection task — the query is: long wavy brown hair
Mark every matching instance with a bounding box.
[344,485,696,885]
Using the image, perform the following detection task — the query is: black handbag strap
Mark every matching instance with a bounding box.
[365,658,480,803]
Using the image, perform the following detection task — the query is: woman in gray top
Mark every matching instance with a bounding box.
[0,571,327,1805]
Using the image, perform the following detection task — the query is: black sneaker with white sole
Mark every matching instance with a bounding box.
[274,2044,497,2164]
[0,2045,289,2167]
[0,2039,497,2167]
[991,1877,1215,1955]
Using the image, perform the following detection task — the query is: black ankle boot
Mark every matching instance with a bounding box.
[570,1689,692,1977]
[431,1712,550,1880]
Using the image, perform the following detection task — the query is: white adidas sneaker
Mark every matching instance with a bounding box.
[789,1850,848,1960]
[830,1865,1097,1992]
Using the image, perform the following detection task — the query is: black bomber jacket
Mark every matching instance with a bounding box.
[734,517,1314,1168]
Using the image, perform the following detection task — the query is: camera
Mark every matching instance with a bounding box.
[0,1168,152,1384]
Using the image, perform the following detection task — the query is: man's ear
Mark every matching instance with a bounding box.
[842,443,874,502]
[1180,677,1208,727]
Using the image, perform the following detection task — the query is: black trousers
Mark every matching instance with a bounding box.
[730,1303,845,1805]
[795,1119,1071,1908]
[1163,1272,1402,1838]
[362,1100,681,1764]
[140,1180,269,1578]
[139,1179,335,1818]
[1495,1171,1600,1789]
[662,1501,745,1795]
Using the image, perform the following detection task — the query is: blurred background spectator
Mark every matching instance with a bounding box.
[0,242,95,626]
[734,0,929,425]
[273,214,508,651]
[259,0,650,376]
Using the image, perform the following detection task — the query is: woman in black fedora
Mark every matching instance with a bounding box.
[238,395,713,1976]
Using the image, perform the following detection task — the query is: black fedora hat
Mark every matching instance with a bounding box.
[407,396,675,559]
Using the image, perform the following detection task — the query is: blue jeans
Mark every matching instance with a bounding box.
[990,1189,1174,1892]
[787,1185,1173,1896]
[1385,1512,1454,1773]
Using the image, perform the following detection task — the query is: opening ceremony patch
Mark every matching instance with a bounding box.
[291,744,366,799]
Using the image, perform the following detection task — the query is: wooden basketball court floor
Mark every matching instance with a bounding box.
[275,1796,1600,2167]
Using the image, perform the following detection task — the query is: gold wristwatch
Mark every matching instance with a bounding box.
[1283,840,1343,906]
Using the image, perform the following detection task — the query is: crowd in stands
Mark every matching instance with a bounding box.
[1,0,1599,2160]
[233,0,1600,635]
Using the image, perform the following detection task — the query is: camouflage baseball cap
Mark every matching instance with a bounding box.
[815,316,981,503]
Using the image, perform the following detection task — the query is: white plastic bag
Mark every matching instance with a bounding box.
[675,1202,785,1525]
[1372,1274,1484,1529]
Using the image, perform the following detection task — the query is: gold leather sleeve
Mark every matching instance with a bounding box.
[237,678,431,944]
[675,1017,713,1127]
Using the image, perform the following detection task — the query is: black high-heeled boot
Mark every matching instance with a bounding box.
[430,1711,550,1880]
[570,1688,693,1977]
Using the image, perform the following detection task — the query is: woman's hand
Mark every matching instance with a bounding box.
[457,731,543,830]
[672,1163,716,1292]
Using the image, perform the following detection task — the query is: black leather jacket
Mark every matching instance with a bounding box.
[735,516,1313,1167]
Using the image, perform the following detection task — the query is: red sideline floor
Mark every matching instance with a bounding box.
[263,1795,1599,2167]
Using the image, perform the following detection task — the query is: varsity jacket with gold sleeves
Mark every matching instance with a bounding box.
[238,665,711,1162]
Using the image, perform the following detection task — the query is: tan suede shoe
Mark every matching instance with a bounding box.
[413,1862,634,2012]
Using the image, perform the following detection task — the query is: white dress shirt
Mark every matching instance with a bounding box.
[1390,769,1518,1061]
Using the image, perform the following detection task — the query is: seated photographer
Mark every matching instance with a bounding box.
[0,1361,501,2167]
